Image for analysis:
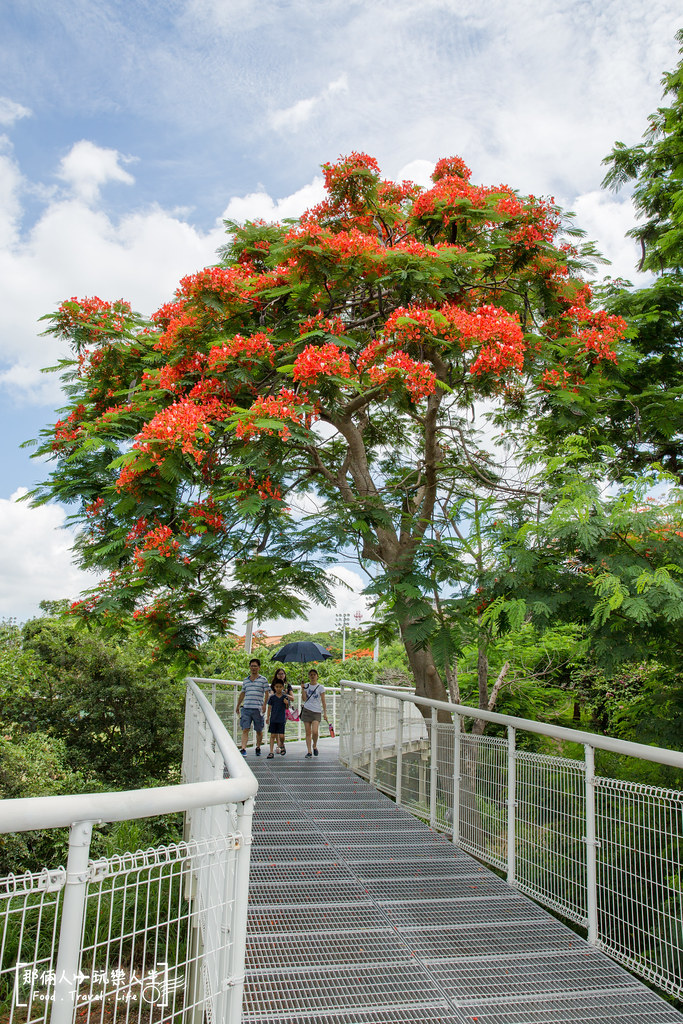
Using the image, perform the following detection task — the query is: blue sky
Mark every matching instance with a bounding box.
[0,0,680,627]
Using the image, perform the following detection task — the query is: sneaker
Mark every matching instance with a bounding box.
[255,747,261,756]
[240,749,247,757]
[266,752,275,759]
[313,748,319,756]
[305,752,313,758]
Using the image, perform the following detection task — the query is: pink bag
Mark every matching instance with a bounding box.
[285,707,300,722]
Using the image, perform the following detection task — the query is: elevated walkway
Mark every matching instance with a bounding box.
[243,740,682,1024]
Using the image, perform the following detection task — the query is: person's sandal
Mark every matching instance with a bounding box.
[305,752,312,758]
[313,748,319,756]
[266,752,275,759]
[280,745,286,755]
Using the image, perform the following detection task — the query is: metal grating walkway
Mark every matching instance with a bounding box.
[244,741,683,1024]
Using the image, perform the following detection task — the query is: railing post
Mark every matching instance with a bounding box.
[507,725,516,885]
[297,690,302,743]
[351,690,358,770]
[369,693,378,784]
[396,701,404,806]
[50,819,94,1024]
[430,708,438,828]
[584,743,599,944]
[452,713,461,844]
[332,690,337,736]
[339,683,345,764]
[227,796,254,1024]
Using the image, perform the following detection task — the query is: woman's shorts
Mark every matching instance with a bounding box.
[301,708,322,723]
[268,719,286,734]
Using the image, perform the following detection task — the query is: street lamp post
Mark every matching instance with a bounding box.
[335,612,350,661]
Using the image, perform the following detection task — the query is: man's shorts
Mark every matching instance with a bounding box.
[240,707,264,732]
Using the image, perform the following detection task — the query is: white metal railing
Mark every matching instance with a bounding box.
[339,679,683,1000]
[196,678,339,744]
[0,678,257,1024]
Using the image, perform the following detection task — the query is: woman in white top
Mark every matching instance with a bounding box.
[300,668,328,758]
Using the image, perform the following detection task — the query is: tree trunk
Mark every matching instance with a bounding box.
[403,634,450,722]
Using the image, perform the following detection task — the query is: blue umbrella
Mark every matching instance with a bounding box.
[270,640,333,663]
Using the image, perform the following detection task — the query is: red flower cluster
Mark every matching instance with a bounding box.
[237,473,283,501]
[132,598,173,625]
[156,352,208,393]
[431,156,472,182]
[538,368,585,393]
[178,265,252,304]
[115,460,155,494]
[181,497,226,534]
[377,179,422,206]
[299,312,346,336]
[133,524,180,570]
[357,340,390,372]
[381,302,525,376]
[562,305,625,363]
[322,151,381,193]
[504,195,559,248]
[142,524,178,554]
[125,517,149,545]
[367,351,437,402]
[53,404,87,448]
[84,497,105,517]
[151,300,186,328]
[285,224,388,275]
[153,310,200,354]
[412,175,495,220]
[207,331,276,371]
[132,397,226,467]
[382,306,450,345]
[293,343,352,383]
[55,296,132,338]
[235,389,309,441]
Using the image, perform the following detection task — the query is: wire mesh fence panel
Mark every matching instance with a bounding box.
[515,751,587,925]
[196,681,240,742]
[0,869,64,1024]
[0,837,238,1024]
[396,705,429,816]
[372,697,402,801]
[595,777,683,999]
[434,721,456,833]
[457,734,508,871]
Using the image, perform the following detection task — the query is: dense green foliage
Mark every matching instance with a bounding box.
[0,612,184,874]
[599,28,683,481]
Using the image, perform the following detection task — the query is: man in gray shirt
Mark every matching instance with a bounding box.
[235,658,269,755]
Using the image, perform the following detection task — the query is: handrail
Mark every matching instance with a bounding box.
[0,679,258,834]
[1,678,258,1024]
[339,679,683,769]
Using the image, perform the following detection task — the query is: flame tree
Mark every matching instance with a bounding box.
[31,153,625,697]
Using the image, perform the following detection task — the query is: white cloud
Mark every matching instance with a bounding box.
[221,177,325,223]
[0,191,226,403]
[0,148,23,248]
[0,488,97,622]
[571,190,647,283]
[0,97,32,127]
[269,75,349,132]
[57,141,136,204]
[396,159,435,188]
